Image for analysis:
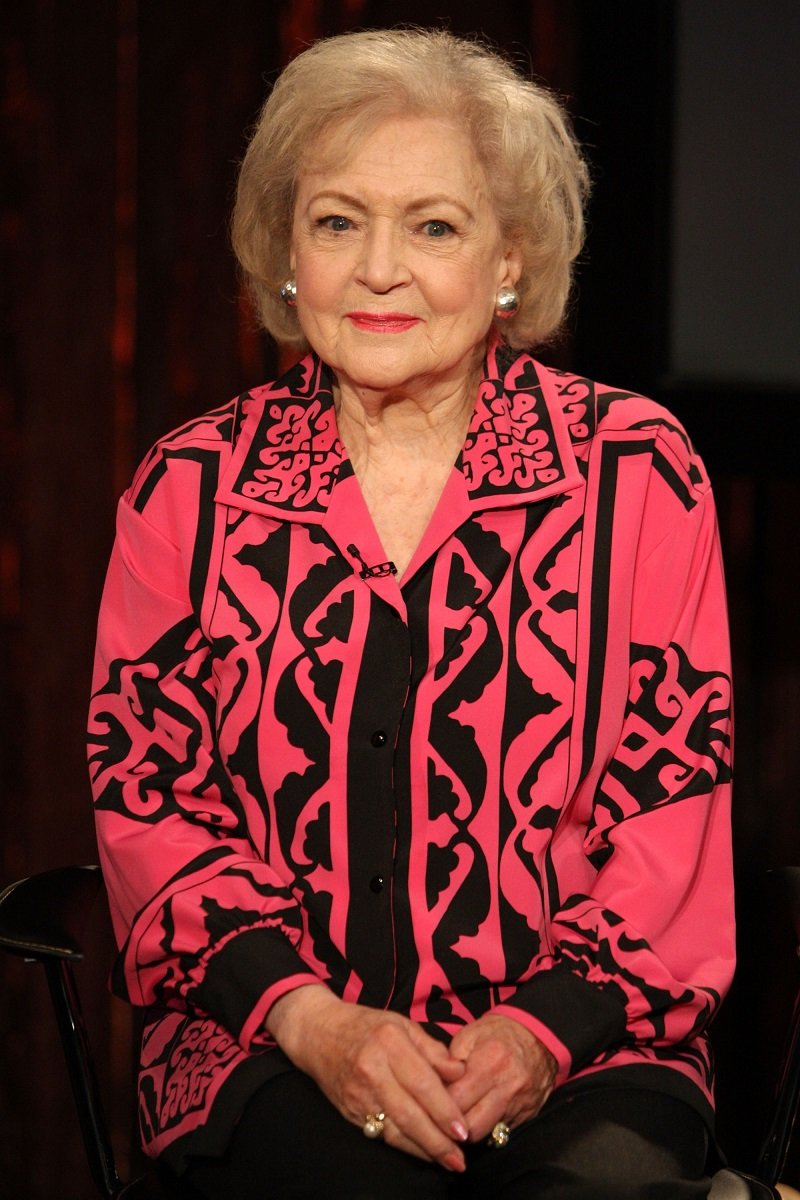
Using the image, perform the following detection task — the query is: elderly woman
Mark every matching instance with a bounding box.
[88,28,734,1200]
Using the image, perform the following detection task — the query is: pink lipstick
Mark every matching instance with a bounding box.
[346,312,421,332]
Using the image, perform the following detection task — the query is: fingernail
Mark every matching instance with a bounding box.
[451,1120,469,1142]
[443,1150,466,1173]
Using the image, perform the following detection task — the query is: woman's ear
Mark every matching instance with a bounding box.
[502,243,523,289]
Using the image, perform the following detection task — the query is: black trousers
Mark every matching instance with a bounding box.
[171,1068,711,1200]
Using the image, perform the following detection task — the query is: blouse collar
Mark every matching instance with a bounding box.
[215,338,582,522]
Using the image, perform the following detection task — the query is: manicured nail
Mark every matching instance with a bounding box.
[443,1150,466,1173]
[451,1120,469,1142]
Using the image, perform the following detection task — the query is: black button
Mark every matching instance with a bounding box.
[370,730,388,748]
[369,875,385,893]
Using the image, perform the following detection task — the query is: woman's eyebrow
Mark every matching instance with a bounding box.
[305,189,474,218]
[304,189,367,211]
[404,194,474,218]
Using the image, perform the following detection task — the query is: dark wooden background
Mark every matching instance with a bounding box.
[2,2,798,1196]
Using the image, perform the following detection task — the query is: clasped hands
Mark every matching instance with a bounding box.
[267,987,557,1174]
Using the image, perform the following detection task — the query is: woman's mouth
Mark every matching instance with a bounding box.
[346,312,421,332]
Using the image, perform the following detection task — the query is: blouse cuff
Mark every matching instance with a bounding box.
[491,1007,574,1084]
[193,926,320,1047]
[493,969,627,1079]
[239,974,325,1052]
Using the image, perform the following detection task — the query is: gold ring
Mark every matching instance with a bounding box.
[362,1112,386,1139]
[488,1120,511,1149]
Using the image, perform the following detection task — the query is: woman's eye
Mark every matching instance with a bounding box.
[422,220,454,238]
[320,215,351,232]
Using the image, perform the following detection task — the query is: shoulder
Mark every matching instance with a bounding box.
[125,355,333,518]
[531,360,711,500]
[131,357,330,473]
[125,398,242,509]
[124,374,289,513]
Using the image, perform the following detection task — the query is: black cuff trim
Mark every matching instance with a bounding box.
[194,928,308,1038]
[506,970,627,1070]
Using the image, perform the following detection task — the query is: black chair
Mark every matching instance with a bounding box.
[0,865,173,1199]
[1,865,799,1198]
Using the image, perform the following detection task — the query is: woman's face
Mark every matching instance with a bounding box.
[290,114,520,403]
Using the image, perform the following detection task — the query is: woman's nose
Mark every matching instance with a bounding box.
[357,221,410,292]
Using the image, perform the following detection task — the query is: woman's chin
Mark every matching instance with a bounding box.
[327,347,477,403]
[330,356,428,398]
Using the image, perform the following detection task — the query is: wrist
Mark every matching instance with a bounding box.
[265,983,336,1065]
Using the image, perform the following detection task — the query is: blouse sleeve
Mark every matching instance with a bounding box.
[494,433,734,1084]
[88,455,322,1053]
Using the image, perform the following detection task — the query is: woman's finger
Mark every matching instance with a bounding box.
[268,989,468,1165]
[342,1020,469,1159]
[377,1099,467,1173]
[450,1048,533,1137]
[389,1038,470,1146]
[459,1082,511,1142]
[447,1015,557,1138]
[406,1021,466,1084]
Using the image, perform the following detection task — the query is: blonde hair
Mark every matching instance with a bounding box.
[232,28,589,350]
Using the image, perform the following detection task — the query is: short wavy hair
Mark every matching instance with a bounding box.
[232,28,589,350]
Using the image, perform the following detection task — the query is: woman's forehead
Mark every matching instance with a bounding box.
[297,113,489,198]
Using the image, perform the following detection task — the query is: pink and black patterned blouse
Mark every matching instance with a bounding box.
[88,339,734,1168]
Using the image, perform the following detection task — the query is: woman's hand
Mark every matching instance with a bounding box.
[447,1013,557,1141]
[266,986,470,1172]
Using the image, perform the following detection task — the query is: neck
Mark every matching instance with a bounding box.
[333,362,482,469]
